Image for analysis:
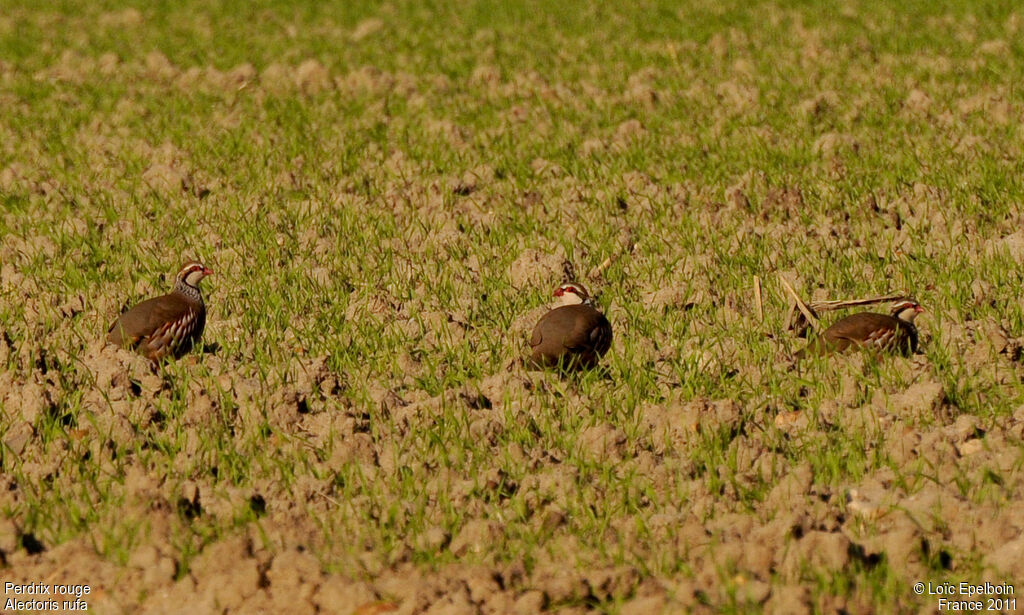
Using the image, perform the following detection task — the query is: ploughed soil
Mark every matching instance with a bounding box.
[2,4,1024,615]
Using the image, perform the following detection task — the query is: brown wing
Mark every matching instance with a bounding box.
[107,293,202,359]
[802,312,915,356]
[530,305,612,370]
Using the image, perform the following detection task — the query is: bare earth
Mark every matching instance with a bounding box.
[1,3,1024,615]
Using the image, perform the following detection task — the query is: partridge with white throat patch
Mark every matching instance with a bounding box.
[529,282,612,370]
[799,299,923,357]
[107,261,212,362]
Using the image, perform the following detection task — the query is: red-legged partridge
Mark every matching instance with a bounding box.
[107,261,212,362]
[799,299,923,357]
[529,282,613,370]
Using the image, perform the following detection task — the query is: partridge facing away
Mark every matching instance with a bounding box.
[529,282,613,370]
[798,299,923,358]
[107,261,213,362]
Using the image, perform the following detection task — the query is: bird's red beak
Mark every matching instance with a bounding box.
[915,305,924,313]
[553,288,563,297]
[203,267,214,276]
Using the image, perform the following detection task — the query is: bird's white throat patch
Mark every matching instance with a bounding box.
[554,292,586,308]
[895,306,921,322]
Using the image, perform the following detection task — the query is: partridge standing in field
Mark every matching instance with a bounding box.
[107,261,213,362]
[798,299,923,358]
[529,282,613,370]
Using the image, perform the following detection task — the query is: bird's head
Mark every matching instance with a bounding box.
[553,282,591,306]
[176,261,214,289]
[890,299,924,322]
